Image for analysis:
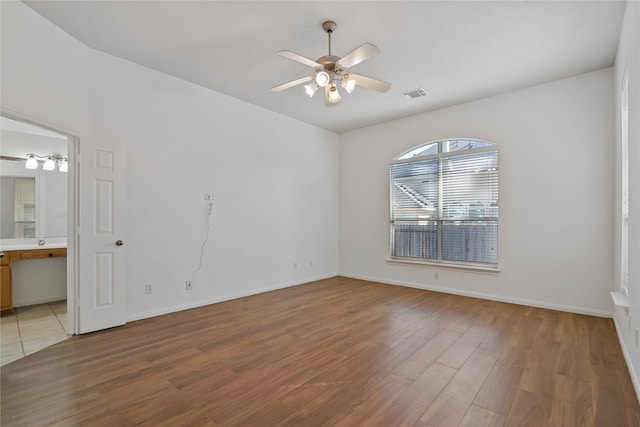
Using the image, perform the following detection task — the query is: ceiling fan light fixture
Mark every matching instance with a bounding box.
[25,154,38,169]
[304,82,319,97]
[341,76,356,94]
[315,70,331,87]
[328,84,341,103]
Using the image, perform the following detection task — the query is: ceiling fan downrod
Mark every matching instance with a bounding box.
[322,21,336,56]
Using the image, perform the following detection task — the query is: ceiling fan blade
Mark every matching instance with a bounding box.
[271,75,314,92]
[348,73,391,93]
[336,43,380,69]
[277,50,322,68]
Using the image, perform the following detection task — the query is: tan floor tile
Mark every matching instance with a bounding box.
[3,301,69,361]
[1,341,24,357]
[22,334,68,355]
[19,325,69,342]
[50,301,67,315]
[1,330,22,345]
[1,318,19,333]
[56,314,71,334]
[1,313,18,325]
[17,324,61,339]
[18,315,60,326]
[16,305,55,321]
[1,353,25,366]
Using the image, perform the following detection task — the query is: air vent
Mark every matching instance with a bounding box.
[402,88,427,100]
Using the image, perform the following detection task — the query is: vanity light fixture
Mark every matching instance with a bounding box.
[43,157,56,171]
[24,153,68,172]
[25,154,38,169]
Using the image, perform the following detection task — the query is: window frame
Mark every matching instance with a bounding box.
[389,138,499,271]
[620,68,629,292]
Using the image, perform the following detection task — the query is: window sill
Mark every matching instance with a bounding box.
[611,290,630,314]
[386,257,501,274]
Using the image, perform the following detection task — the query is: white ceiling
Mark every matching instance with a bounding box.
[24,1,626,134]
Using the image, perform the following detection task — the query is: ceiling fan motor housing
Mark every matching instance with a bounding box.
[316,55,342,73]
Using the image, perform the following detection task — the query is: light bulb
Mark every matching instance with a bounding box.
[59,159,68,172]
[304,83,318,97]
[341,78,356,94]
[43,157,55,171]
[25,155,38,169]
[328,84,341,103]
[315,71,330,87]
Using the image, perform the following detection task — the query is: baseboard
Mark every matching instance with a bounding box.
[338,272,612,318]
[126,273,336,323]
[612,315,640,404]
[13,294,67,308]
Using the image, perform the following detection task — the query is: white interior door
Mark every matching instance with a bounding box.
[78,138,126,333]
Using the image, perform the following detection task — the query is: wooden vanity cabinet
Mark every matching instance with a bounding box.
[12,248,67,260]
[0,248,67,313]
[1,253,11,313]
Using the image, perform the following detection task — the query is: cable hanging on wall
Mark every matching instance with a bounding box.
[188,200,214,285]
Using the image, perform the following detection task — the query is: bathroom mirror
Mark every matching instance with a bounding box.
[0,116,69,241]
[1,176,36,238]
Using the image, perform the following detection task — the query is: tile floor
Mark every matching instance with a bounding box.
[1,301,71,366]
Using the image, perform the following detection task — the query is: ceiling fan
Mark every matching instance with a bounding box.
[271,20,391,106]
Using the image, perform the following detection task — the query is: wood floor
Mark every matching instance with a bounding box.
[1,277,639,426]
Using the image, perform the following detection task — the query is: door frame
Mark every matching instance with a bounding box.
[1,109,79,334]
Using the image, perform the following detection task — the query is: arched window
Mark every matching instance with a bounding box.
[389,138,498,268]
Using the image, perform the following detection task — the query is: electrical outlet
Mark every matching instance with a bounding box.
[145,283,153,294]
[434,272,439,280]
[185,281,193,291]
[293,262,298,270]
[309,260,313,267]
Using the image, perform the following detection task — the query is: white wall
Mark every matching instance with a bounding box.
[340,68,614,316]
[1,1,339,320]
[86,50,339,319]
[614,0,640,401]
[12,258,66,307]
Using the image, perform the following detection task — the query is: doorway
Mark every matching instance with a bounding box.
[0,114,76,365]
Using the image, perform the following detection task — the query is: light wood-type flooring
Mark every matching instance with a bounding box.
[2,277,639,426]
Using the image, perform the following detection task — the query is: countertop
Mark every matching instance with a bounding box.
[0,239,67,251]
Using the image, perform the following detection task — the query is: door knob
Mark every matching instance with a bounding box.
[115,240,124,246]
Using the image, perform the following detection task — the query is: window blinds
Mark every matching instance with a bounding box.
[390,147,498,266]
